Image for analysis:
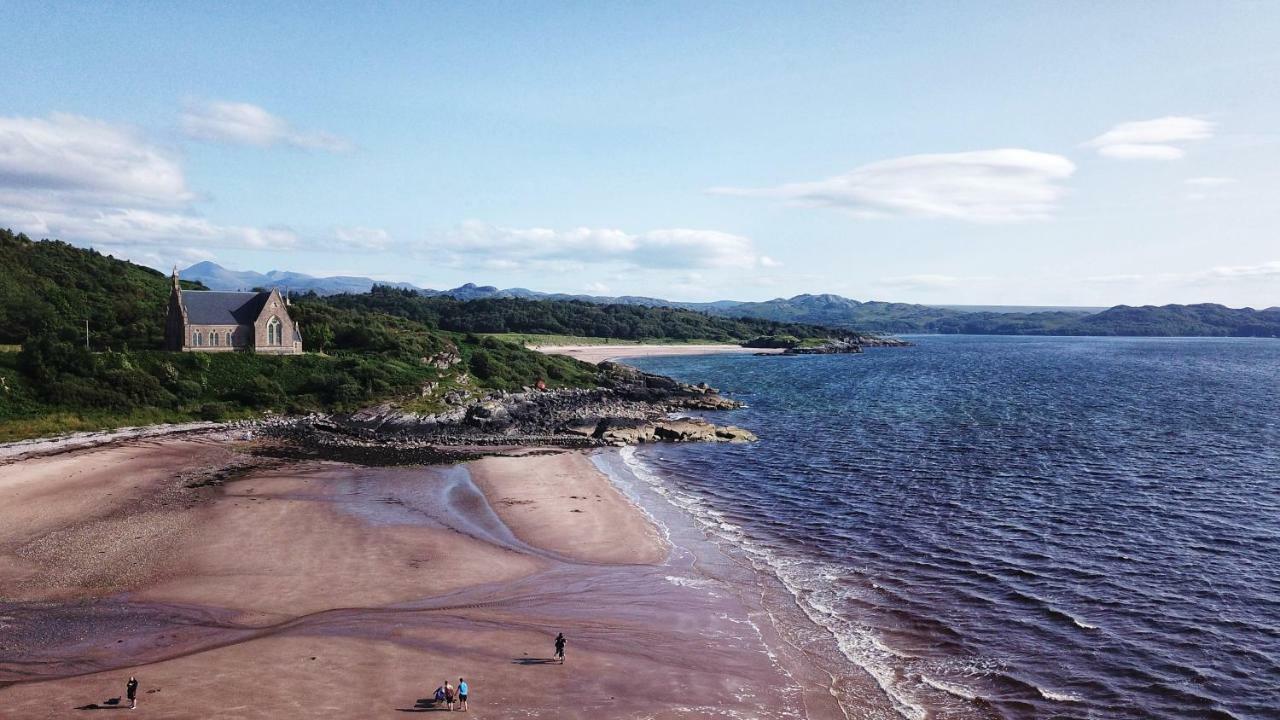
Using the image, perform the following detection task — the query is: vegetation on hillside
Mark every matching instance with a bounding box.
[703,292,1280,337]
[319,286,845,342]
[0,228,208,348]
[0,231,599,440]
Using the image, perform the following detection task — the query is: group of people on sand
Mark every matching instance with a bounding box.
[432,677,470,711]
[108,633,568,713]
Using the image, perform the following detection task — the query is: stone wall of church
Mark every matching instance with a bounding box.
[251,291,303,355]
[185,324,249,352]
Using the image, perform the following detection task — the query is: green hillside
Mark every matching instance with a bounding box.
[320,286,862,343]
[0,230,598,441]
[0,228,207,348]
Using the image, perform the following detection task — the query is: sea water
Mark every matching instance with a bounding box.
[623,336,1280,719]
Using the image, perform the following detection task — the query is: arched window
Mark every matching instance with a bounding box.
[267,317,282,345]
[192,330,202,347]
[211,330,220,347]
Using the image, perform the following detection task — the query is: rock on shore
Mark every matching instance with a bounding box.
[260,361,757,455]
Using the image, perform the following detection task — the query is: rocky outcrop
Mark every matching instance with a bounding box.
[784,338,864,354]
[263,361,757,451]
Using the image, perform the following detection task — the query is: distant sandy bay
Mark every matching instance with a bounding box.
[533,343,783,364]
[0,433,847,718]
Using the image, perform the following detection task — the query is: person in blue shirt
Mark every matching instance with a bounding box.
[457,677,469,711]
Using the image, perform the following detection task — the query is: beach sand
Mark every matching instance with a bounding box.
[0,436,846,718]
[533,343,782,365]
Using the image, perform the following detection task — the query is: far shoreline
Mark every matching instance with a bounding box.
[533,343,784,364]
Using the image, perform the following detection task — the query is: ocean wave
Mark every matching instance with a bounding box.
[1036,686,1083,703]
[921,675,980,702]
[619,446,932,720]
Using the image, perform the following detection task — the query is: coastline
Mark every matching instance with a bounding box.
[0,435,847,718]
[533,343,783,364]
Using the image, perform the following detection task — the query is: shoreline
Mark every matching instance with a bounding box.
[0,436,847,718]
[533,343,784,364]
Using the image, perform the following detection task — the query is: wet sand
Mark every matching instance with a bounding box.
[0,436,846,718]
[534,343,783,365]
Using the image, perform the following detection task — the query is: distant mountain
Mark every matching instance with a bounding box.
[181,261,422,295]
[182,262,1280,338]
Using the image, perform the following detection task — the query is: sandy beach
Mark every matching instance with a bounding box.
[533,343,782,365]
[0,435,846,718]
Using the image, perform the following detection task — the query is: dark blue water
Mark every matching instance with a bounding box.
[625,336,1280,719]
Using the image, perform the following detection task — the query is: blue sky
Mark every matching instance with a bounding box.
[2,1,1278,306]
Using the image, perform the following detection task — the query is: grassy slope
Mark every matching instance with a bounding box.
[0,230,601,442]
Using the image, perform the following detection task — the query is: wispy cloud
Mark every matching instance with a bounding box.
[0,113,189,206]
[421,221,770,271]
[1184,176,1236,187]
[710,149,1075,223]
[0,111,302,256]
[1084,261,1280,287]
[1200,260,1280,281]
[1084,116,1213,160]
[180,99,352,152]
[877,274,992,290]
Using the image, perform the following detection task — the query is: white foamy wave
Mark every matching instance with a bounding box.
[1038,686,1083,703]
[665,574,717,591]
[617,446,931,720]
[921,675,979,702]
[1071,615,1097,630]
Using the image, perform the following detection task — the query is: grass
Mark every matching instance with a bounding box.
[482,333,741,347]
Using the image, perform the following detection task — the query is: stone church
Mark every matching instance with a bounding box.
[164,270,303,354]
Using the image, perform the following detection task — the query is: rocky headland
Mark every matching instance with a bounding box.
[256,361,756,462]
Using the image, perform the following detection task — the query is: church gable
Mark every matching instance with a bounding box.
[164,270,302,354]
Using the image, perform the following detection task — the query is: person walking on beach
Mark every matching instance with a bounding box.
[444,680,456,711]
[457,677,469,711]
[554,632,566,664]
[126,676,139,710]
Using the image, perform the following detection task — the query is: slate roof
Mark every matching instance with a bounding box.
[181,291,271,325]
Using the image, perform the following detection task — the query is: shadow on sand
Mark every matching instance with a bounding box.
[395,697,452,712]
[511,657,560,665]
[75,697,127,710]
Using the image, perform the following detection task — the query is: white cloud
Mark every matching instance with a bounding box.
[583,281,611,294]
[422,221,767,270]
[180,99,352,152]
[1200,261,1280,281]
[334,226,392,250]
[0,113,189,205]
[877,274,991,290]
[1184,176,1236,187]
[710,149,1075,223]
[1082,262,1280,288]
[1085,116,1213,160]
[0,111,306,255]
[1084,273,1148,284]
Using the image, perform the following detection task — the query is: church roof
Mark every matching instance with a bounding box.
[181,290,272,325]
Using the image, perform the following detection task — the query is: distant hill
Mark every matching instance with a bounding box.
[182,261,421,295]
[185,261,1280,338]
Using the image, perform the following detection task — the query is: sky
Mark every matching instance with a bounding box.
[2,1,1278,307]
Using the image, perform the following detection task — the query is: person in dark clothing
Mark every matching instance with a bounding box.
[554,633,566,664]
[126,676,139,710]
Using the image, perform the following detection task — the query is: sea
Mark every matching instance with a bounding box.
[618,336,1280,719]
